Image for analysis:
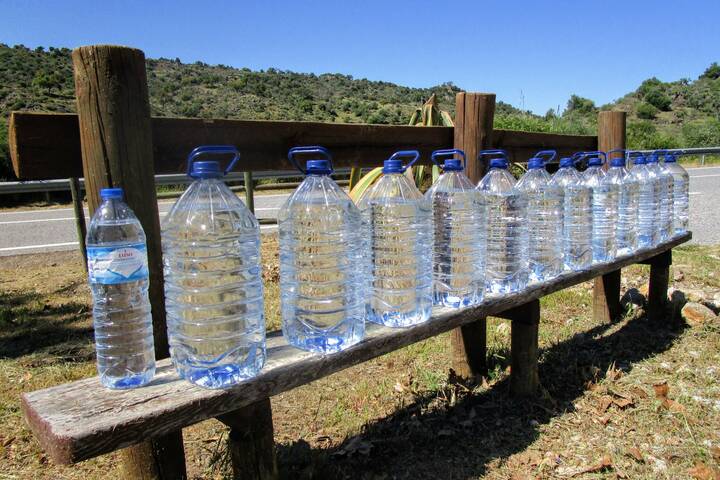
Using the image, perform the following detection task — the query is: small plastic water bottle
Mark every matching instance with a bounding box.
[630,152,661,247]
[605,149,639,255]
[357,150,432,327]
[86,187,155,389]
[424,149,485,307]
[662,152,689,234]
[476,149,528,294]
[515,150,563,283]
[279,146,367,354]
[646,150,674,241]
[552,157,592,270]
[581,151,619,263]
[162,146,265,388]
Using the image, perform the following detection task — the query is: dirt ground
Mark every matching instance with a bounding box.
[0,238,718,479]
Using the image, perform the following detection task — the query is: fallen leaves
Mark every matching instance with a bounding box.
[653,381,686,412]
[556,454,613,478]
[688,462,720,480]
[626,446,644,463]
[332,436,373,457]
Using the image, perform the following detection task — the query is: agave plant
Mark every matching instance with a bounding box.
[349,94,453,202]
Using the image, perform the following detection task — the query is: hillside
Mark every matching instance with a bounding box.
[1,43,718,180]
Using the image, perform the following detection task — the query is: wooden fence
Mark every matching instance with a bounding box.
[8,45,686,480]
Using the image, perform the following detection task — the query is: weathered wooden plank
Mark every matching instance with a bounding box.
[21,233,690,465]
[8,111,596,180]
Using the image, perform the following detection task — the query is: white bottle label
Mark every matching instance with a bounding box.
[87,243,149,284]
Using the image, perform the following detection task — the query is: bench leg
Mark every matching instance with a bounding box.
[450,319,487,380]
[593,269,622,323]
[218,398,278,480]
[120,431,187,480]
[647,250,672,324]
[504,300,541,397]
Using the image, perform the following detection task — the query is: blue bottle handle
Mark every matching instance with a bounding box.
[389,150,421,170]
[649,149,669,162]
[186,145,240,176]
[287,146,334,175]
[573,150,607,165]
[477,149,509,161]
[534,150,557,163]
[431,149,466,169]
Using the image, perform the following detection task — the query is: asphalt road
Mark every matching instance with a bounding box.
[0,166,718,256]
[0,192,288,256]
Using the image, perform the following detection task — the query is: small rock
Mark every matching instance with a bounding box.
[621,288,646,309]
[681,302,718,326]
[673,270,684,282]
[683,288,707,303]
[704,293,720,314]
[638,284,649,297]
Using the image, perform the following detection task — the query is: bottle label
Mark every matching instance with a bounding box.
[87,243,149,284]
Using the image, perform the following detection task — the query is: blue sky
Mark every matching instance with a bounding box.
[2,0,718,114]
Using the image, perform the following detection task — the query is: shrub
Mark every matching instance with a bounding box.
[644,88,672,111]
[682,119,720,147]
[566,95,596,114]
[637,102,659,119]
[700,62,720,80]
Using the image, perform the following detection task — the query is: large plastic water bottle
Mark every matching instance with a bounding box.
[630,152,661,248]
[424,149,485,307]
[86,188,155,389]
[279,146,367,354]
[515,150,563,283]
[476,150,528,294]
[605,149,639,255]
[162,146,265,388]
[662,153,690,234]
[647,150,674,241]
[581,151,619,263]
[357,150,432,327]
[552,157,592,270]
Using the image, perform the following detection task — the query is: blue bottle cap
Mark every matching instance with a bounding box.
[633,155,646,165]
[306,159,332,175]
[442,158,464,171]
[610,157,625,168]
[489,158,508,169]
[382,159,404,174]
[587,157,603,167]
[664,153,677,163]
[559,157,574,168]
[190,160,223,179]
[527,157,545,170]
[100,187,124,199]
[646,153,659,164]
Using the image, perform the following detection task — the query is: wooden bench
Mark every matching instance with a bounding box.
[21,232,690,469]
[9,44,688,479]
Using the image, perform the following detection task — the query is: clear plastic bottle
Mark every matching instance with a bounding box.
[424,149,485,307]
[662,152,690,234]
[86,187,155,389]
[581,151,619,263]
[357,151,432,327]
[647,151,674,241]
[630,153,661,248]
[162,146,265,389]
[476,149,528,294]
[515,150,563,283]
[552,157,593,270]
[605,149,639,255]
[278,146,367,354]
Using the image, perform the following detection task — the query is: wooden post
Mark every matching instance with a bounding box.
[69,177,87,271]
[72,45,186,480]
[646,250,672,323]
[450,92,496,379]
[593,111,626,323]
[218,399,278,480]
[503,300,541,397]
[244,171,255,214]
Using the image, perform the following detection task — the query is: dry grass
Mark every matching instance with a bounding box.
[0,239,719,479]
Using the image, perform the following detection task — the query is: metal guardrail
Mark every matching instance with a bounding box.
[0,168,352,196]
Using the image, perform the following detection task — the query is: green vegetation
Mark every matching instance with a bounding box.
[1,43,718,179]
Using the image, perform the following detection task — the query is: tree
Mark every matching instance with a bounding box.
[644,88,672,111]
[636,102,659,119]
[700,62,720,80]
[638,77,664,97]
[565,95,596,115]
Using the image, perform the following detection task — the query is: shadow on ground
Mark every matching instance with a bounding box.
[0,289,93,361]
[277,311,684,479]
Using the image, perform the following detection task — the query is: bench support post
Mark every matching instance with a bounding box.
[645,250,672,323]
[593,270,622,323]
[72,44,185,479]
[218,399,278,480]
[450,91,496,380]
[498,300,541,397]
